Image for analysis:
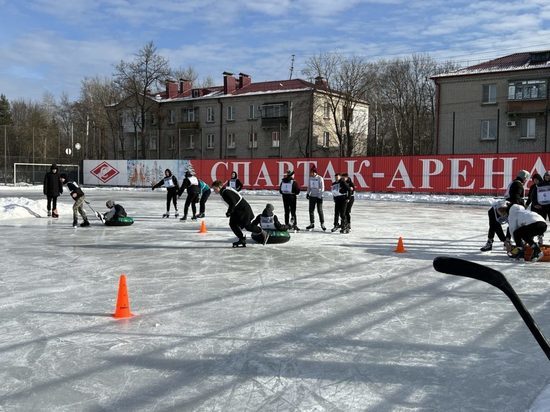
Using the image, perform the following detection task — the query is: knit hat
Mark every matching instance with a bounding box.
[59,173,67,181]
[185,170,192,178]
[106,200,115,208]
[516,170,530,182]
[265,203,274,213]
[310,166,317,174]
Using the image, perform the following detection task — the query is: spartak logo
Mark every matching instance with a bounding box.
[91,162,119,183]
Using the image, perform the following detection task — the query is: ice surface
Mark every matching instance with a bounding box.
[0,186,549,411]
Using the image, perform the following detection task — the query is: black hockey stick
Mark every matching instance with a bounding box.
[433,256,550,361]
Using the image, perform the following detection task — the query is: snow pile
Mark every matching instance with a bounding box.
[0,197,46,219]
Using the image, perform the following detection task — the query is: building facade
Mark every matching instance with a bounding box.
[108,73,369,160]
[432,51,550,154]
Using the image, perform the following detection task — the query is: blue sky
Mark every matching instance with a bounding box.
[1,0,550,102]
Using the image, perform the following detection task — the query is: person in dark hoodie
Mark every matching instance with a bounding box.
[505,169,530,206]
[526,173,543,212]
[341,173,355,233]
[59,173,89,228]
[279,170,301,231]
[225,171,243,191]
[43,163,63,218]
[251,203,289,244]
[212,180,262,247]
[178,170,200,221]
[331,172,350,233]
[152,169,179,218]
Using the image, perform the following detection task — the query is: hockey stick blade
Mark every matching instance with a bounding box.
[433,256,550,361]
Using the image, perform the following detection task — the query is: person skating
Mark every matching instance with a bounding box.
[43,163,63,218]
[59,173,89,228]
[177,171,200,221]
[305,166,325,231]
[504,203,547,261]
[341,173,355,233]
[211,180,262,247]
[197,179,211,218]
[279,170,301,231]
[330,173,349,233]
[225,171,243,191]
[152,169,179,218]
[479,200,510,251]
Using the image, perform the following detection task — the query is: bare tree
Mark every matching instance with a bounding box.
[113,41,171,159]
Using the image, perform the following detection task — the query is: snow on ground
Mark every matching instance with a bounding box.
[0,185,548,411]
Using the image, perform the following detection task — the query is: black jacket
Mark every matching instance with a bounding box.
[178,177,200,197]
[66,181,84,200]
[279,177,300,196]
[226,176,243,191]
[506,178,525,206]
[152,175,179,193]
[220,186,244,215]
[251,210,286,231]
[43,170,63,197]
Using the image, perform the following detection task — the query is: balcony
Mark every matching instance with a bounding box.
[507,100,548,115]
[177,121,200,129]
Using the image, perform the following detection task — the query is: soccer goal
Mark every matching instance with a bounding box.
[13,163,80,186]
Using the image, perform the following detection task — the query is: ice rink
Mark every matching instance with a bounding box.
[1,186,549,411]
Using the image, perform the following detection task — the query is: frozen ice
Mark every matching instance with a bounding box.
[0,186,549,411]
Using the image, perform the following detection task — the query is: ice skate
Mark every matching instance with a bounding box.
[306,223,314,231]
[321,224,326,231]
[180,216,187,221]
[480,239,493,252]
[47,211,51,217]
[232,237,246,248]
[80,219,90,227]
[197,213,205,218]
[531,244,542,262]
[331,224,340,232]
[191,215,198,221]
[72,219,78,228]
[51,210,59,218]
[162,212,169,218]
[292,225,301,232]
[174,212,179,218]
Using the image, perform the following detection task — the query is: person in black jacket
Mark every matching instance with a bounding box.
[341,173,355,233]
[59,173,89,227]
[152,169,179,218]
[279,170,301,231]
[212,180,262,247]
[225,171,243,191]
[43,163,63,218]
[177,171,200,221]
[331,173,350,233]
[505,169,530,206]
[104,200,127,223]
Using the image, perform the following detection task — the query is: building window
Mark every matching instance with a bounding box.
[520,118,536,139]
[480,119,497,140]
[168,110,176,124]
[227,106,234,121]
[151,113,157,126]
[324,101,331,118]
[168,135,175,150]
[206,107,214,122]
[248,132,258,148]
[192,89,200,98]
[187,134,194,149]
[508,80,547,100]
[181,108,195,122]
[248,104,256,119]
[271,131,280,148]
[482,84,497,104]
[261,103,287,118]
[227,133,236,149]
[322,131,330,148]
[207,133,215,149]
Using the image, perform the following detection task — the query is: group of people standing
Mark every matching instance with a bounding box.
[480,169,549,261]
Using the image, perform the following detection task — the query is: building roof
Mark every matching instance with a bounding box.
[232,79,317,95]
[433,50,550,79]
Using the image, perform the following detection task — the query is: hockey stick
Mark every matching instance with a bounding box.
[433,256,550,361]
[84,200,105,224]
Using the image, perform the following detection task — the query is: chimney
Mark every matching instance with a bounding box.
[238,73,251,89]
[223,71,237,94]
[178,78,192,96]
[166,79,178,98]
[314,76,328,88]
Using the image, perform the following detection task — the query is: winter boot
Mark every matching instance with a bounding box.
[321,224,326,231]
[531,244,542,262]
[306,223,314,230]
[162,212,169,218]
[480,239,493,252]
[80,219,90,227]
[232,237,246,248]
[72,219,78,228]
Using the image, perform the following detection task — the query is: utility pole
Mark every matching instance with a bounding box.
[289,54,295,80]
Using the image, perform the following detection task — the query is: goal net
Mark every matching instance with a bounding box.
[13,163,80,186]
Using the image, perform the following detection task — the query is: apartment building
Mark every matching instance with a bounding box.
[109,72,369,159]
[432,50,550,154]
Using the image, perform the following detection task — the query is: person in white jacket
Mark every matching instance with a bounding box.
[506,204,547,261]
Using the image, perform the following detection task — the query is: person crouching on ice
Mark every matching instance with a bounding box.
[59,173,89,228]
[104,200,127,223]
[480,200,511,252]
[505,203,547,261]
[251,203,288,243]
[211,180,262,247]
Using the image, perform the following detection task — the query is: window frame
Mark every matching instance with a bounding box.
[520,117,536,139]
[482,84,497,104]
[207,133,215,149]
[480,119,497,141]
[248,132,258,149]
[206,107,214,123]
[322,131,330,148]
[227,133,236,149]
[271,131,280,148]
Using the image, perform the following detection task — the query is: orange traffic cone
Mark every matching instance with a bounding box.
[394,236,406,253]
[198,220,207,234]
[113,274,134,319]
